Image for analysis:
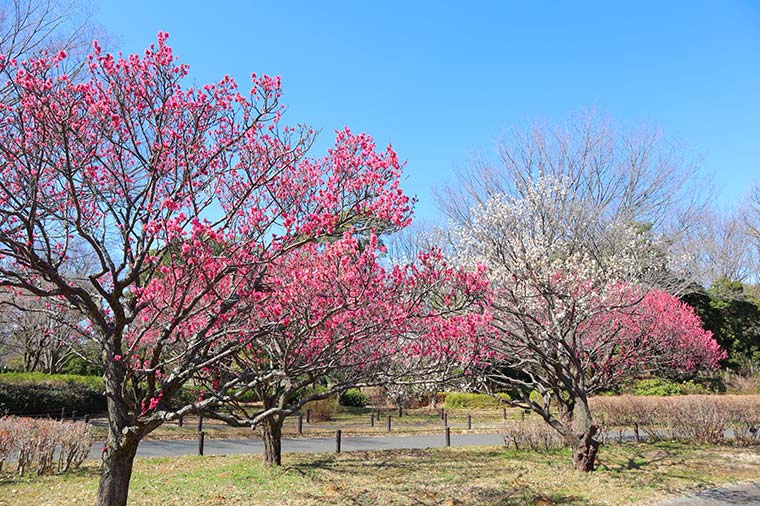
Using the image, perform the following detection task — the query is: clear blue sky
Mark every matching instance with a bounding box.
[94,1,760,223]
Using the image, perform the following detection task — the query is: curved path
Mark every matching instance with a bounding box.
[88,433,505,459]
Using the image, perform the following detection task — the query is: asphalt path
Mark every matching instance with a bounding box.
[88,432,505,459]
[88,429,755,459]
[659,482,760,505]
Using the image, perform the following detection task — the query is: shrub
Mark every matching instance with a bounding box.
[529,390,544,404]
[624,377,720,396]
[300,386,339,421]
[0,372,106,416]
[503,418,565,451]
[590,394,760,445]
[362,386,385,407]
[724,373,760,394]
[0,417,93,475]
[666,397,725,444]
[304,395,339,421]
[340,389,368,407]
[169,385,203,408]
[59,356,103,376]
[444,392,510,409]
[629,378,685,396]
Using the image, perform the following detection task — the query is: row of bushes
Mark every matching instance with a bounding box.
[504,395,760,450]
[443,392,511,409]
[0,417,93,475]
[2,356,104,377]
[591,394,760,445]
[0,372,106,416]
[0,372,203,416]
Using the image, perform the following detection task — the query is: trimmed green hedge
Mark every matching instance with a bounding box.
[0,372,106,415]
[443,392,510,409]
[0,372,200,415]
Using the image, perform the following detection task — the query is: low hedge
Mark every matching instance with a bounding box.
[0,373,222,415]
[443,392,510,409]
[0,372,106,415]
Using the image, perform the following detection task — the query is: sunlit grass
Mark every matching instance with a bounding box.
[1,442,758,505]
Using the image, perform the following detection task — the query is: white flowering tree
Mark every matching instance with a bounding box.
[452,175,723,472]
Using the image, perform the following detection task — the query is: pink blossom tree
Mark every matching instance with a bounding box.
[186,237,486,466]
[0,34,427,505]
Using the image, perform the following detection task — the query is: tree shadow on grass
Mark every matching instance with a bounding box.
[598,446,675,473]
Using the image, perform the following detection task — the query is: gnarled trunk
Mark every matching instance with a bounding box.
[569,397,599,472]
[550,395,601,472]
[260,416,284,466]
[571,425,600,472]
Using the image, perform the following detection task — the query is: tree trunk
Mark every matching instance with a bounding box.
[571,426,600,472]
[96,434,139,506]
[570,399,599,472]
[260,416,284,466]
[96,335,142,506]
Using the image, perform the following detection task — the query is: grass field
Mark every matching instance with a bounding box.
[1,442,758,505]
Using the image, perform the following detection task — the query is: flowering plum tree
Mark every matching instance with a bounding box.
[454,176,724,472]
[0,33,433,505]
[187,236,487,465]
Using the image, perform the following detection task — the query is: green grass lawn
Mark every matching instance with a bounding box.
[1,442,758,505]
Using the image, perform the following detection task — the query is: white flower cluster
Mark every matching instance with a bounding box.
[455,175,672,293]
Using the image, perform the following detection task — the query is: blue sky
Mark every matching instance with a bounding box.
[93,1,760,223]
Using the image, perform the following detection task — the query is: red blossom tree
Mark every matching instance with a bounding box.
[0,33,440,505]
[183,237,486,466]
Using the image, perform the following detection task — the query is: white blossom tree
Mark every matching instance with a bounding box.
[453,176,723,471]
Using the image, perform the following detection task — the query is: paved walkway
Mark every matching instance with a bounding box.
[89,433,505,459]
[660,482,760,505]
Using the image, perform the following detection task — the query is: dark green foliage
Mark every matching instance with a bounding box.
[0,373,208,414]
[59,356,104,376]
[339,389,368,407]
[0,372,106,415]
[169,385,202,409]
[682,278,760,372]
[230,388,259,403]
